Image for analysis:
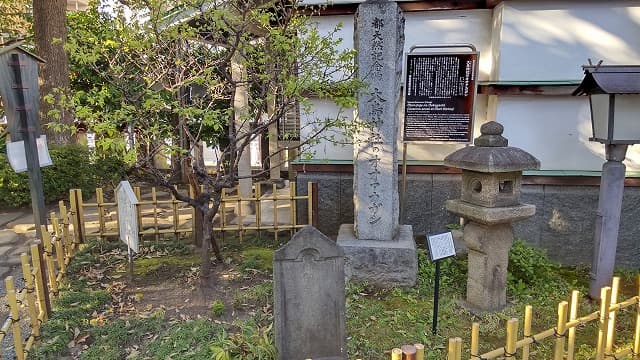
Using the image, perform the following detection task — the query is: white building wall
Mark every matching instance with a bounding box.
[301,1,640,171]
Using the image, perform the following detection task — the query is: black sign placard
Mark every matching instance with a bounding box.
[403,53,478,142]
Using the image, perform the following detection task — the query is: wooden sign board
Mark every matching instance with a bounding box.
[116,181,139,253]
[403,52,478,142]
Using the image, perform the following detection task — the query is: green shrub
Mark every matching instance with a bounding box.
[508,239,561,296]
[0,144,129,207]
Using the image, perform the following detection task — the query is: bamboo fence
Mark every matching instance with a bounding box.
[0,208,77,360]
[443,276,640,360]
[69,182,317,243]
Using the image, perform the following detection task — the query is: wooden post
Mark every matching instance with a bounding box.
[75,189,85,243]
[554,301,568,360]
[5,276,25,360]
[454,338,462,360]
[237,185,244,243]
[273,183,278,243]
[470,322,479,360]
[96,187,105,236]
[172,187,179,240]
[69,190,81,246]
[606,277,620,354]
[311,182,318,227]
[41,226,58,297]
[50,211,60,237]
[523,305,533,360]
[506,318,518,359]
[255,183,262,232]
[54,231,66,278]
[152,187,159,240]
[401,344,417,360]
[447,338,457,360]
[596,286,612,360]
[391,348,402,360]
[33,242,51,317]
[134,186,143,238]
[20,253,40,344]
[59,202,72,254]
[289,181,296,236]
[567,290,580,360]
[414,344,424,360]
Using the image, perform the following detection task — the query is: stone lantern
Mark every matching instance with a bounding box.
[445,121,540,312]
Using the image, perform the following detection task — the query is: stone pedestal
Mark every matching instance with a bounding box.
[337,224,417,286]
[463,222,513,311]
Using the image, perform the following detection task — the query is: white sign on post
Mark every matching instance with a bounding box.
[6,135,53,173]
[116,180,139,253]
[427,232,456,261]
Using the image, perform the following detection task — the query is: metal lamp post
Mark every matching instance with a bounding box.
[573,65,640,299]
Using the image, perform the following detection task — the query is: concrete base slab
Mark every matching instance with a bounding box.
[0,230,18,245]
[337,224,417,286]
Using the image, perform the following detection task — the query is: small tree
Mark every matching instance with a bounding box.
[67,0,360,280]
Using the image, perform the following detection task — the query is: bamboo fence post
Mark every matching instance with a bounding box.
[606,277,620,354]
[523,305,533,360]
[567,290,580,360]
[273,183,278,243]
[96,187,105,236]
[633,275,640,357]
[455,338,462,360]
[20,253,39,343]
[69,190,81,246]
[448,338,457,360]
[402,344,417,360]
[41,226,58,297]
[134,186,142,237]
[506,318,518,359]
[596,286,612,360]
[33,242,51,317]
[172,187,179,240]
[414,343,425,360]
[75,189,85,243]
[255,183,262,234]
[54,231,66,279]
[152,187,158,240]
[307,182,314,226]
[220,188,227,242]
[5,276,25,360]
[554,301,568,360]
[50,211,60,237]
[237,185,244,242]
[59,202,72,254]
[391,348,402,360]
[470,322,479,360]
[289,181,296,236]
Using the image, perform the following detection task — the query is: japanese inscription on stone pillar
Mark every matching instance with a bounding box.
[354,1,404,241]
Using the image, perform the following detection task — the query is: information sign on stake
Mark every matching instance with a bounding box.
[426,231,456,335]
[116,181,139,282]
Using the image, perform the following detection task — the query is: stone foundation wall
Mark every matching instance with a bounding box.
[296,172,640,268]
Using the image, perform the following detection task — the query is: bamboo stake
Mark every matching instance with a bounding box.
[41,226,58,297]
[391,348,402,360]
[307,182,313,225]
[172,187,179,240]
[402,344,417,360]
[414,343,425,360]
[134,186,142,237]
[454,338,462,360]
[20,253,39,344]
[596,286,612,360]
[237,186,243,242]
[31,243,49,319]
[606,277,620,354]
[523,305,533,360]
[54,234,66,279]
[567,290,580,360]
[50,211,60,237]
[59,202,72,254]
[470,322,479,360]
[75,189,85,243]
[5,277,25,360]
[448,338,457,360]
[152,187,158,240]
[554,301,568,360]
[273,183,278,243]
[289,181,295,237]
[633,275,639,357]
[255,183,262,232]
[69,189,81,246]
[96,187,105,236]
[506,318,518,359]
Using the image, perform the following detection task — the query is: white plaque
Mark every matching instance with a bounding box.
[427,232,456,261]
[116,180,139,253]
[6,135,53,173]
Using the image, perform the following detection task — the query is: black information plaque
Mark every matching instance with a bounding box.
[403,53,478,142]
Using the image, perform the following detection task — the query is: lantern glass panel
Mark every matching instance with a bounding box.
[590,94,610,142]
[612,94,640,143]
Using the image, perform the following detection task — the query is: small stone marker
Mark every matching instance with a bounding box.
[274,226,346,360]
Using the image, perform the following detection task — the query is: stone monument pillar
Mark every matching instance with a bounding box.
[337,0,417,286]
[445,121,540,311]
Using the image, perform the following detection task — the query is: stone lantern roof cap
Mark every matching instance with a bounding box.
[444,121,540,173]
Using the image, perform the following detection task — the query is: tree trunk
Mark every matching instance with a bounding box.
[201,209,222,280]
[33,0,73,145]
